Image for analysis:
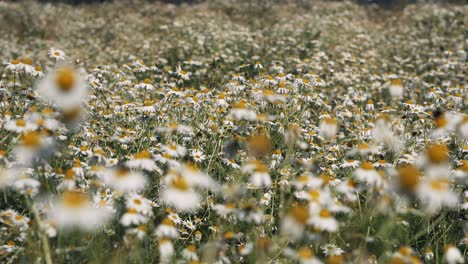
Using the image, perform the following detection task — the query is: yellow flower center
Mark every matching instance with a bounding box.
[435,116,448,128]
[15,119,26,127]
[397,165,420,192]
[135,151,152,159]
[361,161,374,170]
[308,190,320,201]
[116,168,130,178]
[427,144,449,164]
[133,198,142,205]
[62,191,88,208]
[429,178,450,191]
[171,176,189,190]
[64,169,75,180]
[55,68,77,92]
[390,79,403,86]
[289,205,309,224]
[22,58,32,65]
[297,247,313,259]
[319,209,331,218]
[21,132,40,147]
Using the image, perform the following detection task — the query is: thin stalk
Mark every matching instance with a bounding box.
[28,199,53,264]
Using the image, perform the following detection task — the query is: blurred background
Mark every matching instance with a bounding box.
[2,0,466,7]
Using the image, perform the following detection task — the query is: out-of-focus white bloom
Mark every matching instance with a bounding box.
[125,151,160,172]
[354,162,385,188]
[281,205,309,241]
[308,208,338,232]
[241,160,271,187]
[319,117,338,140]
[228,101,257,121]
[4,119,38,133]
[160,176,200,212]
[36,66,88,110]
[120,208,147,226]
[158,239,174,263]
[100,167,147,193]
[50,191,112,230]
[388,78,403,98]
[155,218,179,239]
[416,177,458,213]
[444,245,464,264]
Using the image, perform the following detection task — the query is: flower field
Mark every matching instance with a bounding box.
[0,0,466,263]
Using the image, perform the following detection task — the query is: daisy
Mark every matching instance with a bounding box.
[50,191,112,230]
[160,176,201,212]
[190,149,206,162]
[340,159,360,169]
[416,177,458,213]
[15,131,55,165]
[354,162,385,187]
[19,58,35,75]
[396,164,420,193]
[292,174,323,190]
[100,167,147,193]
[179,163,217,189]
[6,59,24,73]
[281,204,309,240]
[320,243,344,256]
[155,218,179,239]
[228,101,257,121]
[4,118,38,133]
[212,202,237,219]
[125,224,148,240]
[319,117,338,140]
[222,159,241,170]
[242,160,272,187]
[424,247,434,261]
[120,208,147,226]
[296,247,323,264]
[308,208,338,232]
[125,151,160,172]
[158,239,174,263]
[182,245,199,261]
[134,79,154,90]
[48,48,66,61]
[175,65,191,80]
[444,245,464,264]
[161,143,187,158]
[125,194,154,215]
[254,61,263,69]
[373,159,392,168]
[12,174,41,196]
[388,78,404,98]
[36,66,88,110]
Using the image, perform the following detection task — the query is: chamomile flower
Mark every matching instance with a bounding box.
[36,66,88,110]
[50,191,112,230]
[155,218,179,239]
[160,176,201,212]
[125,151,160,172]
[101,167,147,193]
[48,48,66,61]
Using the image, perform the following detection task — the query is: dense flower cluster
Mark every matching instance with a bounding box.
[0,1,466,263]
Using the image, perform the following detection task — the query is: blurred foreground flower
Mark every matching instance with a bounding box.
[49,191,112,231]
[36,66,88,111]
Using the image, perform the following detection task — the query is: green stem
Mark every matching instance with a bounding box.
[28,200,53,264]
